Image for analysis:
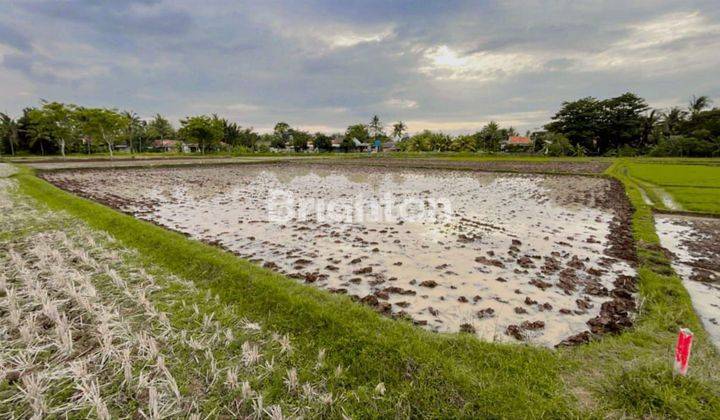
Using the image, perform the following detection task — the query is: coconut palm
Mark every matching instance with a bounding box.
[689,95,712,115]
[368,115,383,139]
[392,121,407,140]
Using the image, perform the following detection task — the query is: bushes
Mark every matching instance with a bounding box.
[649,136,719,157]
[545,134,573,156]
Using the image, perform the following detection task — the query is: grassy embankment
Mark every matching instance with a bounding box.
[9,159,720,417]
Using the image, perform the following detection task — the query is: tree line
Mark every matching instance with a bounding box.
[1,93,718,157]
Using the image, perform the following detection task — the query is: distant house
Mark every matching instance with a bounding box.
[152,139,198,153]
[153,139,180,152]
[382,141,398,152]
[352,138,371,152]
[331,135,344,150]
[505,136,533,151]
[329,135,370,152]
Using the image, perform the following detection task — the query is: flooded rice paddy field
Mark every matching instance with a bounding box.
[44,163,637,347]
[656,215,720,348]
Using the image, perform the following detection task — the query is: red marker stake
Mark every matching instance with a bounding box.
[674,328,693,376]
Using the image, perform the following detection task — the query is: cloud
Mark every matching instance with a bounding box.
[419,45,543,81]
[0,1,718,133]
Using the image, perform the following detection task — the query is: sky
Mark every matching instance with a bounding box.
[1,0,719,134]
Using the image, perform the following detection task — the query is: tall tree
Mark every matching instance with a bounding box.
[545,97,603,152]
[345,124,370,144]
[77,108,129,159]
[179,115,223,154]
[662,107,688,136]
[290,129,312,152]
[392,121,407,140]
[27,101,78,158]
[689,95,712,115]
[0,113,19,156]
[122,111,145,154]
[271,122,292,149]
[313,133,333,152]
[599,92,649,150]
[368,115,383,139]
[476,121,504,152]
[146,114,175,141]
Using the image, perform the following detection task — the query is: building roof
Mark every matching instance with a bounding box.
[507,136,532,146]
[152,139,178,148]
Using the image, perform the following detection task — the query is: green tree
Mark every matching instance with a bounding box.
[27,101,78,157]
[313,133,333,152]
[689,95,712,115]
[271,122,292,149]
[122,111,146,154]
[76,108,129,159]
[291,129,312,152]
[0,113,19,156]
[662,107,688,136]
[146,114,175,141]
[179,115,223,154]
[392,121,407,140]
[544,133,573,156]
[545,97,603,152]
[369,115,383,139]
[476,121,504,152]
[451,134,476,152]
[599,92,649,152]
[345,124,370,144]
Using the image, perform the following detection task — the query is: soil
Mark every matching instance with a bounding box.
[42,162,637,347]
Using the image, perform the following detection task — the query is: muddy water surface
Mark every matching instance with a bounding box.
[45,164,636,346]
[656,215,720,348]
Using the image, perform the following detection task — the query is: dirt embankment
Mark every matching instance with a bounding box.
[322,158,612,175]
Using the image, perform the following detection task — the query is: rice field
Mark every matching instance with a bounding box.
[0,174,364,418]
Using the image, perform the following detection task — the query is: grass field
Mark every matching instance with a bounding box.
[621,161,720,214]
[2,157,720,417]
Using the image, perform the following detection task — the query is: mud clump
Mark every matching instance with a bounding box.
[477,308,495,318]
[459,323,476,334]
[587,275,637,335]
[475,256,505,268]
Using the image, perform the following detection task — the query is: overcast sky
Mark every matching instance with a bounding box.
[1,1,718,134]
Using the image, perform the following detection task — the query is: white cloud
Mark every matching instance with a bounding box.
[577,11,720,74]
[326,28,394,48]
[419,45,543,81]
[385,98,418,109]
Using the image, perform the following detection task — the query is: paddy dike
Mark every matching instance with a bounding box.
[43,163,636,347]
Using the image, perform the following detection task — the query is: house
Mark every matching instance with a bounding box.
[153,139,180,152]
[504,136,533,151]
[382,141,398,152]
[152,139,198,153]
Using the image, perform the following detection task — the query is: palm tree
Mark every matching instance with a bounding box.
[368,115,383,139]
[122,111,143,154]
[639,109,660,149]
[689,95,712,115]
[392,121,407,140]
[0,113,18,156]
[662,107,687,136]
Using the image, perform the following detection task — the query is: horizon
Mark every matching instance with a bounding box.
[1,1,719,135]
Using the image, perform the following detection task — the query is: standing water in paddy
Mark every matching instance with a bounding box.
[44,164,637,347]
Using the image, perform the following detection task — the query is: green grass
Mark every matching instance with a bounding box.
[622,161,720,214]
[9,161,720,417]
